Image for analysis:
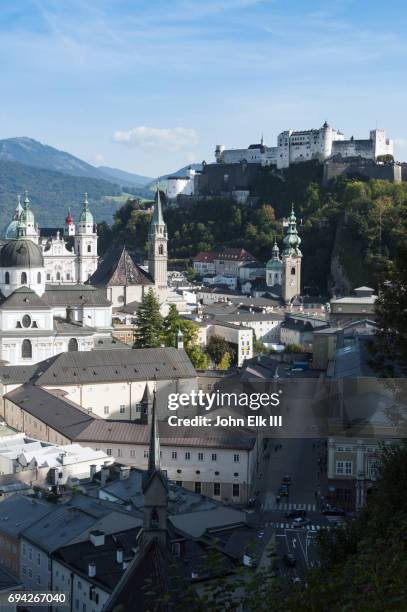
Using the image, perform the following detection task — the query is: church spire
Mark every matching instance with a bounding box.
[151,186,164,228]
[147,390,161,475]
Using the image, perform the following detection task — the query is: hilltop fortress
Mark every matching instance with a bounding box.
[215,122,394,169]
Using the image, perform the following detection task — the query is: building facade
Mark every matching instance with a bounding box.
[216,123,394,170]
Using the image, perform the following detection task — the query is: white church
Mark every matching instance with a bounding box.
[0,190,171,365]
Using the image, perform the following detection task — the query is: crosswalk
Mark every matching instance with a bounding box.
[267,502,316,512]
[265,521,327,531]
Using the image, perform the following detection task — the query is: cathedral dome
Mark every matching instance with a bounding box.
[0,239,44,268]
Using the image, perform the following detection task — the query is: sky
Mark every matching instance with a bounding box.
[1,0,407,176]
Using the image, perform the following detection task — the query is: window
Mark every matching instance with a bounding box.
[37,575,41,585]
[22,339,32,359]
[28,568,32,578]
[22,565,26,575]
[234,454,240,463]
[106,449,112,456]
[104,406,109,415]
[21,271,27,285]
[198,452,204,461]
[158,244,164,255]
[56,272,61,281]
[172,451,177,460]
[5,271,9,284]
[185,452,191,461]
[136,403,142,413]
[46,273,51,281]
[211,453,217,461]
[291,267,296,275]
[175,481,182,487]
[195,482,202,494]
[87,245,91,253]
[68,338,78,352]
[213,482,221,496]
[232,484,240,497]
[345,461,353,475]
[119,405,126,414]
[37,552,41,565]
[66,273,71,280]
[117,449,122,457]
[37,272,41,283]
[22,314,31,328]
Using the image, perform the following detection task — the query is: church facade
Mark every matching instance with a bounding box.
[1,194,115,365]
[5,192,98,284]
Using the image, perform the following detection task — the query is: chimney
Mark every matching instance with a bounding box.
[88,562,96,578]
[116,548,124,564]
[89,530,105,547]
[119,467,130,481]
[100,465,109,487]
[89,464,97,479]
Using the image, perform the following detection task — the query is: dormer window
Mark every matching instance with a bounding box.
[5,272,10,284]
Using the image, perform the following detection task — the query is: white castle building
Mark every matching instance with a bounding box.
[5,192,98,284]
[215,122,394,169]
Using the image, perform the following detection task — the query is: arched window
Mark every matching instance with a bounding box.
[291,267,296,275]
[56,272,61,281]
[150,508,159,528]
[68,338,78,352]
[87,244,91,253]
[21,272,28,285]
[158,244,164,255]
[37,272,41,284]
[21,339,32,359]
[5,271,10,284]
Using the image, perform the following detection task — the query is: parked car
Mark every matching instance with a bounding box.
[281,475,292,485]
[322,506,345,517]
[279,484,289,497]
[283,554,296,567]
[291,517,310,527]
[286,509,307,519]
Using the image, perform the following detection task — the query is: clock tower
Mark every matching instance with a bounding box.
[282,205,302,304]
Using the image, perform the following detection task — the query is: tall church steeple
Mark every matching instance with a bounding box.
[17,191,39,244]
[142,390,168,551]
[74,193,98,283]
[282,205,302,304]
[148,188,168,292]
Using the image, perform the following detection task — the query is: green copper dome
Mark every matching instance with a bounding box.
[266,258,283,270]
[19,192,35,226]
[79,193,94,224]
[283,205,302,257]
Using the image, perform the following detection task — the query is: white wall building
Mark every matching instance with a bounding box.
[216,123,394,170]
[162,167,196,201]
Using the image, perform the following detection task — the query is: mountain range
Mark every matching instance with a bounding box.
[0,137,198,235]
[0,137,153,188]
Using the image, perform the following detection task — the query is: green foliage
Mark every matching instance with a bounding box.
[206,336,237,366]
[98,161,407,294]
[134,289,164,348]
[284,343,305,353]
[162,304,209,369]
[369,243,407,376]
[217,352,232,371]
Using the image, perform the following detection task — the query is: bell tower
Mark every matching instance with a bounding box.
[74,194,98,283]
[148,188,168,292]
[282,205,302,304]
[142,390,168,551]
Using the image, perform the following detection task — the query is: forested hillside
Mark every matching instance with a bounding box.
[0,159,123,232]
[99,161,407,295]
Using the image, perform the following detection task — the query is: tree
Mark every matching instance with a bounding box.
[217,352,231,371]
[206,336,236,365]
[163,304,209,369]
[369,244,407,376]
[134,289,164,348]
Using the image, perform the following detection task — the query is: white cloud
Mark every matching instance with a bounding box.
[95,153,104,163]
[113,126,199,152]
